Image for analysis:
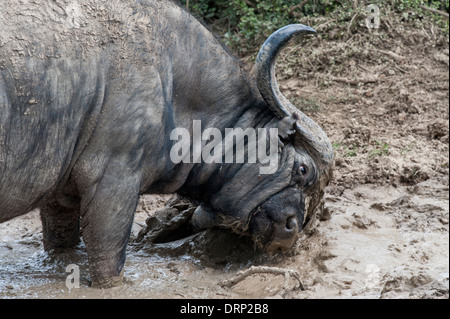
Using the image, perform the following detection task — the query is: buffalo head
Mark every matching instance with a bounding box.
[185,25,334,253]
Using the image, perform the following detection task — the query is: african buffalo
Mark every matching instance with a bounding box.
[0,0,333,287]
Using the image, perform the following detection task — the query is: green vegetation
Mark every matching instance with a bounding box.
[370,142,390,157]
[332,143,359,158]
[290,97,322,113]
[180,0,449,55]
[332,141,392,158]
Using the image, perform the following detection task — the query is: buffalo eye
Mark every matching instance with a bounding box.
[291,162,313,188]
[299,165,307,176]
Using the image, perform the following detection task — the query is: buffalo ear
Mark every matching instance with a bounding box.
[277,116,299,149]
[278,116,297,139]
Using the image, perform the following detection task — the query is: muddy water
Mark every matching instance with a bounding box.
[0,204,262,299]
[294,181,449,299]
[1,180,448,299]
[0,211,233,299]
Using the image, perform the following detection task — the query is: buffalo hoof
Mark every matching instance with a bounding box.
[90,269,124,289]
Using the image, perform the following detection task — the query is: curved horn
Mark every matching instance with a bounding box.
[254,25,334,186]
[254,25,334,223]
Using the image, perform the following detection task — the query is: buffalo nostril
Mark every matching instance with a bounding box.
[286,216,297,231]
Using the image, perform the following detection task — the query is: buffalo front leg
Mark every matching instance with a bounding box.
[40,201,80,251]
[80,173,140,288]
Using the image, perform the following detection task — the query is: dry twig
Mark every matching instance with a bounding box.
[289,0,309,17]
[419,4,449,19]
[242,0,256,8]
[347,12,361,36]
[328,75,379,86]
[375,49,405,62]
[315,19,336,31]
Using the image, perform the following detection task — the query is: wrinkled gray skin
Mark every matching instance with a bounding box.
[0,0,333,288]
